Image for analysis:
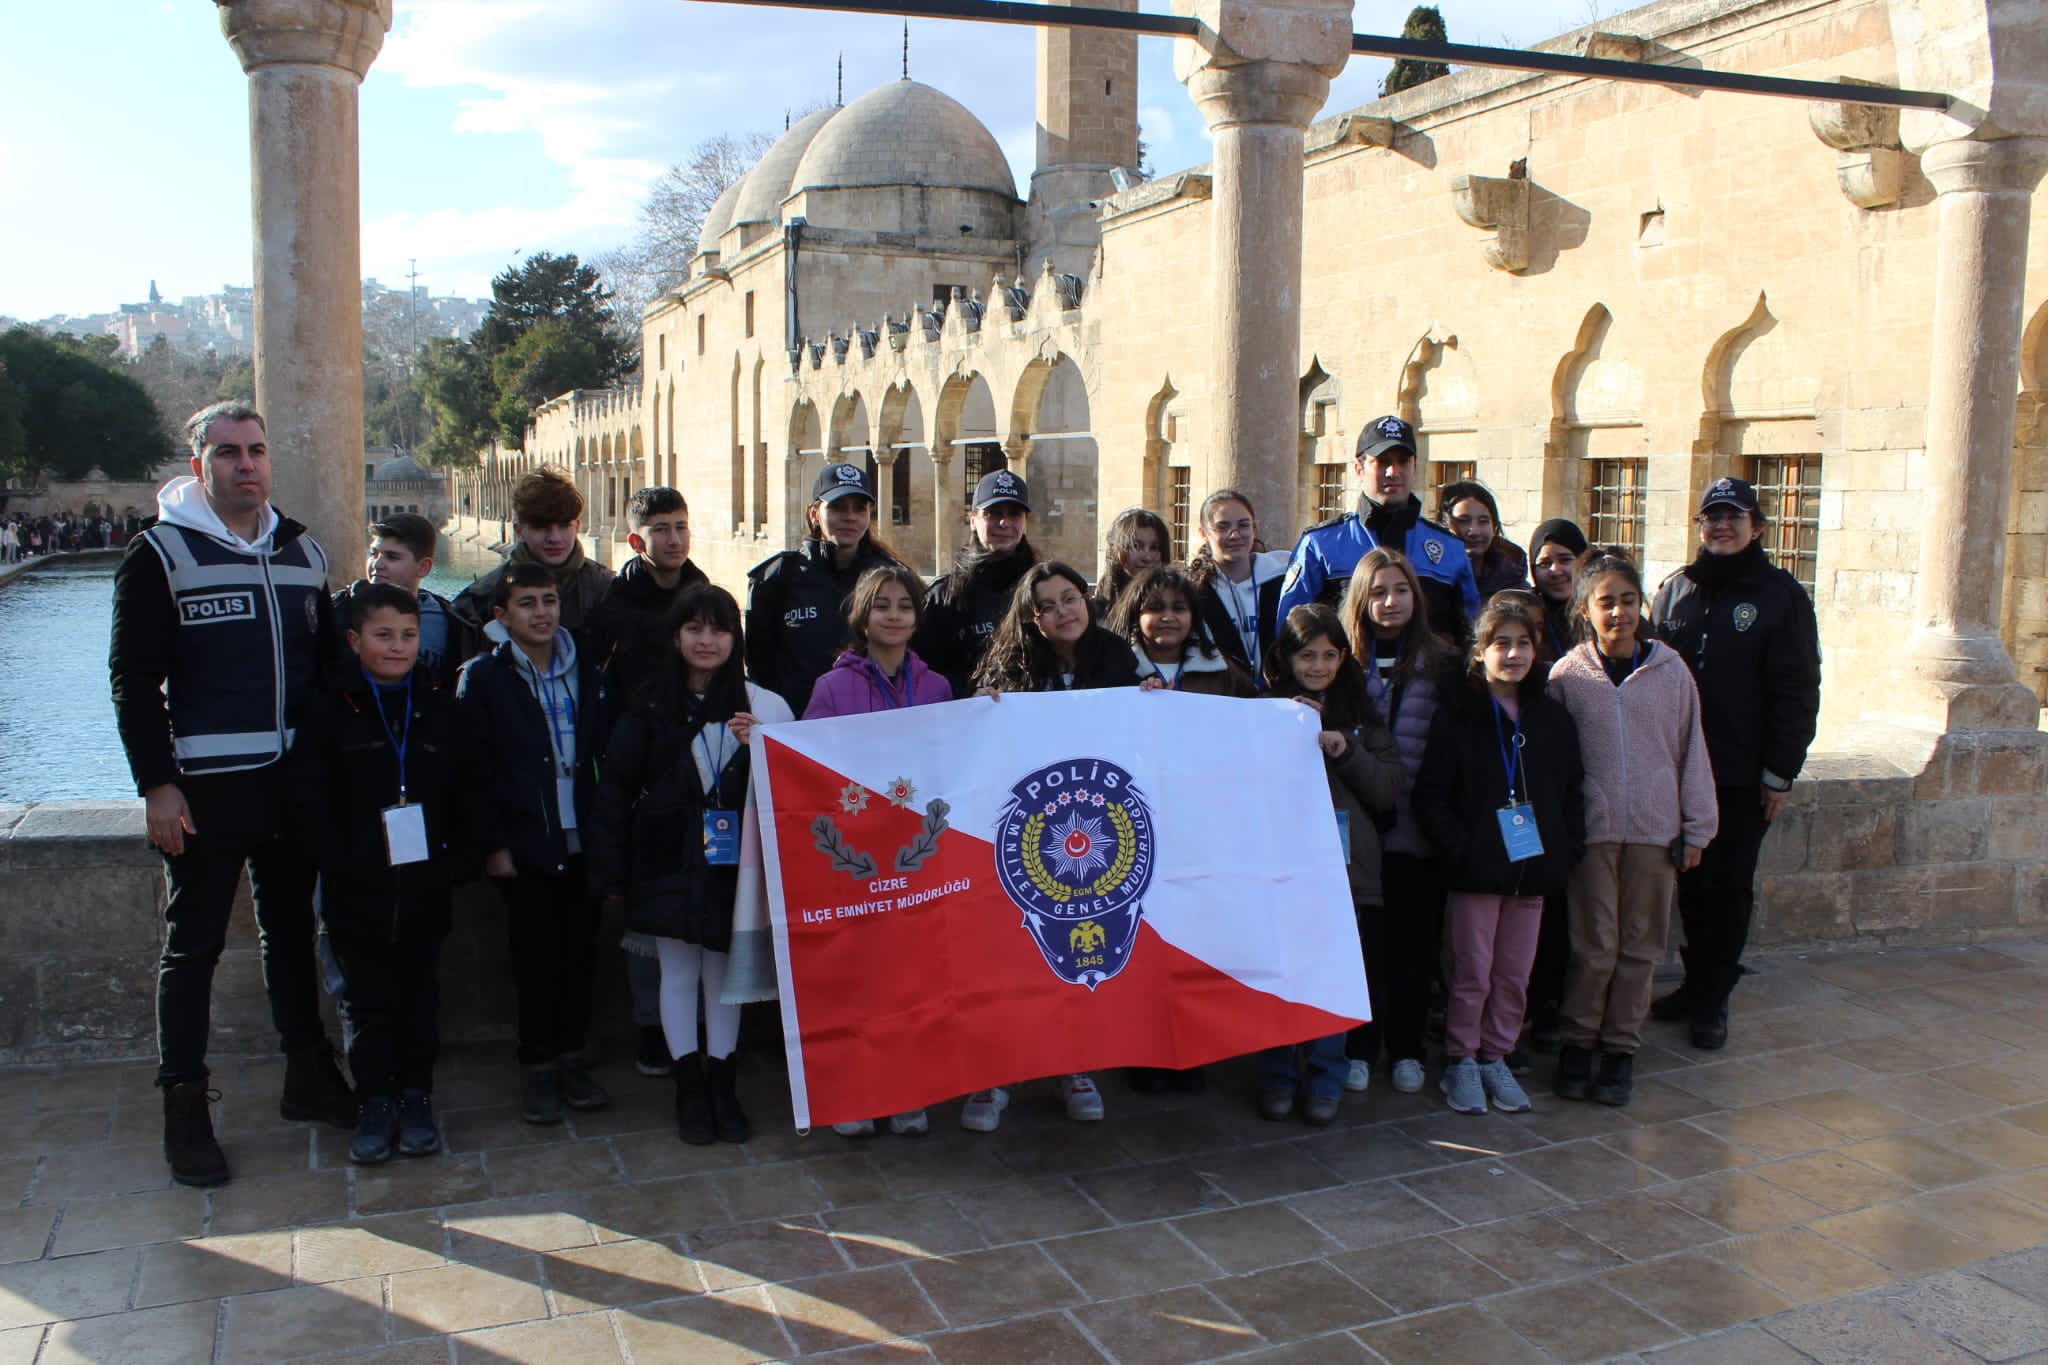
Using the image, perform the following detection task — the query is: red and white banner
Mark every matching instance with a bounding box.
[753,690,1370,1129]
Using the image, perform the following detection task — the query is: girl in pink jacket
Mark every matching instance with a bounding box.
[1546,554,1717,1106]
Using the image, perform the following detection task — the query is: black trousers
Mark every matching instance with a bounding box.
[329,932,443,1098]
[494,863,600,1065]
[1677,785,1772,1006]
[1350,852,1446,1066]
[157,823,326,1087]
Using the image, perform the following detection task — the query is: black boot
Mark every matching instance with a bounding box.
[1690,1000,1730,1051]
[163,1082,230,1188]
[708,1053,751,1144]
[280,1041,357,1128]
[1553,1045,1595,1102]
[672,1053,714,1146]
[520,1063,564,1125]
[1594,1051,1635,1106]
[1649,982,1693,1022]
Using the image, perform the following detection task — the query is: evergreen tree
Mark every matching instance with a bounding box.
[1383,6,1451,96]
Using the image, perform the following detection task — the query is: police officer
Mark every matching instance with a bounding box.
[110,401,357,1188]
[1650,477,1821,1050]
[745,463,903,717]
[1278,415,1480,641]
[917,469,1041,698]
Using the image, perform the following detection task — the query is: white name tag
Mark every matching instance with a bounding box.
[556,776,578,830]
[382,804,429,866]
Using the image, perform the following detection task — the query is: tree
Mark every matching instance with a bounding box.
[413,335,494,469]
[0,361,25,477]
[476,251,628,380]
[1383,6,1451,96]
[595,127,779,322]
[0,327,176,480]
[490,319,606,448]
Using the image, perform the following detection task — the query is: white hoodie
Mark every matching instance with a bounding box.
[155,475,279,554]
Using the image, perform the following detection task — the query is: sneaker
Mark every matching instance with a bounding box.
[1344,1059,1372,1093]
[1060,1073,1105,1121]
[559,1061,610,1111]
[890,1110,929,1136]
[396,1090,440,1156]
[1391,1058,1425,1093]
[833,1119,877,1137]
[350,1095,398,1165]
[1441,1057,1487,1115]
[1594,1051,1635,1106]
[1554,1044,1596,1102]
[636,1026,670,1078]
[960,1088,1009,1133]
[1478,1057,1533,1113]
[1302,1094,1341,1126]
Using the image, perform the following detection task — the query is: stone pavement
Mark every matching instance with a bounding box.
[12,944,2048,1362]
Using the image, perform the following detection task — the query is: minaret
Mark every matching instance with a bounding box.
[1027,0,1140,279]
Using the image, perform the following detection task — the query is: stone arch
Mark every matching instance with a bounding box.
[1299,359,1347,528]
[1144,378,1186,556]
[1398,332,1483,519]
[730,355,744,534]
[1699,293,1825,596]
[1013,353,1097,572]
[933,369,1003,564]
[664,382,678,487]
[751,357,768,533]
[1547,304,1648,558]
[2008,300,2048,699]
[876,381,934,568]
[787,399,824,542]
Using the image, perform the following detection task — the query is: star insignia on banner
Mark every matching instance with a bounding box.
[838,783,869,815]
[885,777,917,808]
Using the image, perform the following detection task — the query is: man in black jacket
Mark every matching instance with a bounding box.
[109,401,356,1188]
[916,469,1040,698]
[1651,477,1822,1049]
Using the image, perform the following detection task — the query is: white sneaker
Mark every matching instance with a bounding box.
[1345,1059,1372,1093]
[1391,1058,1425,1094]
[832,1119,875,1137]
[889,1109,929,1136]
[960,1088,1008,1133]
[1060,1073,1105,1121]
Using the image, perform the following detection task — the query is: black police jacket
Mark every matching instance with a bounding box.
[745,537,898,717]
[915,545,1038,698]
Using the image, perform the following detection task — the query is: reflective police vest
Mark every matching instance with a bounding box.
[141,521,328,777]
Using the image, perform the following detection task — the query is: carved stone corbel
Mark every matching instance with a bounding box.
[1451,173,1530,273]
[1809,77,1908,209]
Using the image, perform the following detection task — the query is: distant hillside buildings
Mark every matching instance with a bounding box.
[22,279,488,360]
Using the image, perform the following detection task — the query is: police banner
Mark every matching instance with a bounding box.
[752,690,1370,1129]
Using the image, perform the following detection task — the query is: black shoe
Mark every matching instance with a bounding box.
[350,1096,398,1165]
[1257,1089,1295,1121]
[1553,1044,1596,1102]
[520,1064,564,1124]
[1691,1002,1729,1051]
[636,1027,670,1079]
[1594,1052,1635,1106]
[163,1082,230,1188]
[1504,1048,1533,1076]
[1302,1094,1341,1127]
[672,1053,715,1146]
[280,1041,357,1128]
[707,1054,750,1144]
[1650,983,1693,1023]
[559,1060,610,1111]
[397,1090,440,1156]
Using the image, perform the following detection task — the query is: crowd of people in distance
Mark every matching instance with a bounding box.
[112,401,1821,1188]
[2,510,130,561]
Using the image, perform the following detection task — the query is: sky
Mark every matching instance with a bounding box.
[0,0,1586,322]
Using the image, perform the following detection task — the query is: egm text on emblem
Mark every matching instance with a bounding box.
[993,758,1156,990]
[1733,602,1759,632]
[1423,539,1444,564]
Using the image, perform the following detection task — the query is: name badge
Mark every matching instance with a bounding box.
[382,804,430,866]
[704,810,740,866]
[1497,804,1544,863]
[1335,809,1351,865]
[556,777,578,831]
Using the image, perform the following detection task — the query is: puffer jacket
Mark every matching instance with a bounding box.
[1547,641,1719,850]
[1321,709,1404,906]
[804,649,953,718]
[1366,653,1458,858]
[1128,642,1258,697]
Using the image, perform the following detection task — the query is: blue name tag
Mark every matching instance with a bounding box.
[1497,804,1544,862]
[703,810,740,866]
[1336,810,1351,865]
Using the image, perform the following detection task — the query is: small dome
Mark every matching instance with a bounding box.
[697,180,742,256]
[792,80,1016,199]
[372,453,428,483]
[730,106,839,228]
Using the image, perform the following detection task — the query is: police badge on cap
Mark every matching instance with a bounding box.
[1357,415,1418,462]
[972,469,1032,512]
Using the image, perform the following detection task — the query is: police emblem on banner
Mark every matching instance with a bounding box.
[1733,603,1759,632]
[1423,539,1444,564]
[994,758,1155,989]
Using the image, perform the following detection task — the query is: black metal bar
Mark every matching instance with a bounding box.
[690,0,1951,112]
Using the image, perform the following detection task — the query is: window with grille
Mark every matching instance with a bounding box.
[1747,455,1822,595]
[1169,466,1192,560]
[1429,461,1476,518]
[962,443,1004,506]
[1584,458,1648,562]
[891,453,911,526]
[1312,462,1348,523]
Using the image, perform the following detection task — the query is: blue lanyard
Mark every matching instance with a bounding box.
[697,725,733,806]
[362,670,414,804]
[534,667,576,775]
[866,659,914,709]
[1491,697,1524,803]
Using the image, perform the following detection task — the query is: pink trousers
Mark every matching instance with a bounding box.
[1446,892,1545,1060]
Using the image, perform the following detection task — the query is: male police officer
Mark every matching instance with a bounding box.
[111,401,356,1188]
[1278,414,1480,640]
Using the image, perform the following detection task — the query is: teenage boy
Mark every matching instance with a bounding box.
[110,400,355,1188]
[292,583,489,1164]
[333,512,477,688]
[453,468,614,640]
[457,563,617,1122]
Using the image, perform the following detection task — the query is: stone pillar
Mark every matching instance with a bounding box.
[874,450,898,532]
[219,0,390,572]
[931,449,958,572]
[1176,0,1351,542]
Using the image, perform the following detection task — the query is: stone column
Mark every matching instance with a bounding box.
[1176,0,1351,542]
[874,449,899,533]
[930,448,958,572]
[219,0,390,572]
[1905,136,2048,701]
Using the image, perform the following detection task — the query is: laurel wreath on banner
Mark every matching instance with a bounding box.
[894,799,951,872]
[1020,815,1072,902]
[1019,804,1137,902]
[810,815,877,878]
[1091,804,1137,896]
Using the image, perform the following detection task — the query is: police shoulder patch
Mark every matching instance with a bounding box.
[1733,602,1760,632]
[1422,539,1444,565]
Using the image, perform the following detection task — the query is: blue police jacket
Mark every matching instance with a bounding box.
[1278,495,1480,641]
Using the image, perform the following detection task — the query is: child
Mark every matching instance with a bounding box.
[589,584,793,1145]
[1188,489,1290,682]
[804,565,954,1134]
[1093,507,1172,618]
[1546,554,1717,1105]
[456,563,616,1125]
[1109,566,1257,698]
[292,583,487,1164]
[334,512,477,689]
[1414,596,1584,1116]
[1257,605,1402,1125]
[1339,548,1456,1095]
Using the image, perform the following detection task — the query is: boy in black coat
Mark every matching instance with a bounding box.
[291,583,489,1164]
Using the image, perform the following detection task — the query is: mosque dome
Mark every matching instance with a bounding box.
[696,180,742,256]
[372,452,428,483]
[729,106,839,229]
[791,79,1016,199]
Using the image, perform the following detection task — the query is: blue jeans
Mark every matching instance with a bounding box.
[1257,1033,1348,1100]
